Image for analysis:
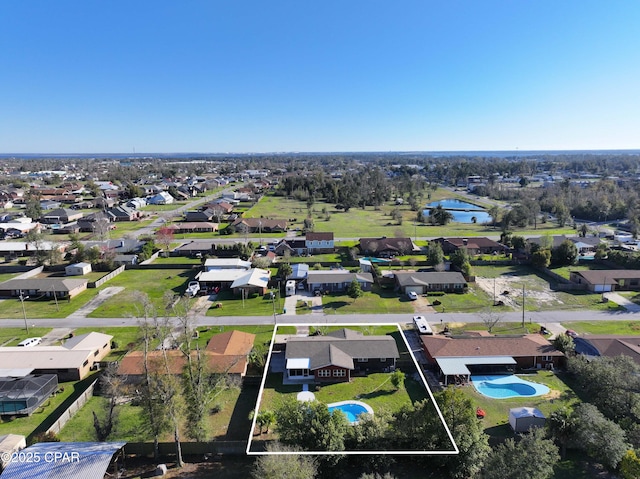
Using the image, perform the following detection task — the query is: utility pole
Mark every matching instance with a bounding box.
[521,283,525,328]
[19,290,29,334]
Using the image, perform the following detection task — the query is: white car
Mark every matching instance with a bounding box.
[407,291,419,301]
[18,337,42,347]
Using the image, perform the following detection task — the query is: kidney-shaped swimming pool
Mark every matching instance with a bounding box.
[471,375,550,399]
[327,400,374,424]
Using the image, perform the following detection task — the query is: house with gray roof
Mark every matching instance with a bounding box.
[569,269,640,293]
[284,329,399,384]
[395,271,467,294]
[306,270,374,293]
[0,278,88,299]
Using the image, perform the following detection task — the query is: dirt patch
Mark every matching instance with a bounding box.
[474,276,560,309]
[543,389,562,400]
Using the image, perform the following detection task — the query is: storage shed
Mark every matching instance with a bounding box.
[65,262,92,276]
[509,407,546,433]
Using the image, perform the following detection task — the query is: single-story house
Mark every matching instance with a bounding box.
[40,208,83,224]
[83,239,144,254]
[569,270,640,293]
[173,240,218,257]
[274,239,307,256]
[306,270,374,293]
[184,209,216,222]
[420,333,564,385]
[77,212,112,233]
[147,191,174,205]
[117,330,255,382]
[573,335,640,366]
[166,222,218,234]
[232,218,288,233]
[431,237,508,256]
[305,232,335,254]
[284,329,399,384]
[65,262,92,276]
[106,205,140,222]
[509,407,546,433]
[359,237,417,257]
[0,278,88,299]
[395,271,467,294]
[0,332,113,381]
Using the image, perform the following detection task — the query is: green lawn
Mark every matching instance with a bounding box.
[0,327,53,346]
[235,190,575,239]
[257,372,429,432]
[457,371,578,438]
[548,262,610,280]
[441,322,544,336]
[87,268,200,318]
[206,290,284,317]
[0,288,102,319]
[427,286,496,313]
[322,288,416,315]
[561,320,640,335]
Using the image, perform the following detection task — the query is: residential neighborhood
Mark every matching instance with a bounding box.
[0,154,639,479]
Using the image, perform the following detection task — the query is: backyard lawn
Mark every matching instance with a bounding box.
[87,268,200,317]
[457,370,578,438]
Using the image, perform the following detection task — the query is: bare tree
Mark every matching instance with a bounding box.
[479,308,503,333]
[92,363,125,441]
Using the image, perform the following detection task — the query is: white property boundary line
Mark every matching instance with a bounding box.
[246,322,459,456]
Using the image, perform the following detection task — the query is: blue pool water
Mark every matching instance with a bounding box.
[362,257,392,264]
[327,401,373,423]
[471,375,550,399]
[424,199,492,223]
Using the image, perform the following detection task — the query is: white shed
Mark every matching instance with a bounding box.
[509,407,546,433]
[65,262,92,276]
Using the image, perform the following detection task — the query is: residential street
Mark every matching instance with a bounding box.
[2,308,639,330]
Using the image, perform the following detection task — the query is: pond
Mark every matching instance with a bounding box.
[424,199,492,223]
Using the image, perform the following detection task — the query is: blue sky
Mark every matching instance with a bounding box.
[1,1,639,153]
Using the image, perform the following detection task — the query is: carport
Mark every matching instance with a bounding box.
[435,356,517,386]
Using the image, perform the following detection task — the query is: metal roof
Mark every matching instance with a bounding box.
[0,441,126,479]
[436,356,516,376]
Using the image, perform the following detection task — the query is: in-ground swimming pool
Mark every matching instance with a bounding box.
[327,400,374,424]
[471,375,550,399]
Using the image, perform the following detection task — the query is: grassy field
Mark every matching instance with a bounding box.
[0,327,52,346]
[0,288,102,319]
[548,262,610,280]
[206,290,284,317]
[87,268,199,318]
[237,190,575,239]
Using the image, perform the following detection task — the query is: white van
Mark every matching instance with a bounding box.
[17,337,42,347]
[413,316,433,335]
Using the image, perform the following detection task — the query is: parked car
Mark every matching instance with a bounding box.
[18,337,42,347]
[407,291,418,301]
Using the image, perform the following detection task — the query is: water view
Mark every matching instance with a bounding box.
[424,199,492,223]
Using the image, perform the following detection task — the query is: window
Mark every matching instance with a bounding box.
[333,369,346,377]
[318,369,331,378]
[379,358,387,362]
[356,358,368,362]
[82,360,89,367]
[93,350,99,356]
[542,355,553,361]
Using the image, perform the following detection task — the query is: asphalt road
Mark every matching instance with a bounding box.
[2,308,639,330]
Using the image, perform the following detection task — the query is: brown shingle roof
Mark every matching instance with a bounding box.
[117,350,249,376]
[205,330,255,355]
[421,334,563,359]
